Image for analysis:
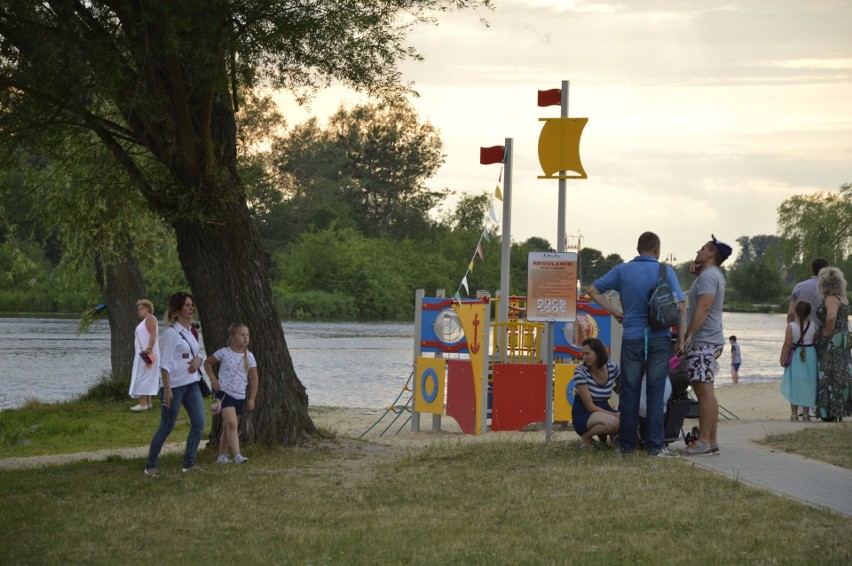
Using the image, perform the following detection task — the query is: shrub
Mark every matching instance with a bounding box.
[273,289,359,319]
[80,370,131,403]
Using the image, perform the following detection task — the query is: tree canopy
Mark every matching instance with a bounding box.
[777,183,852,279]
[0,0,492,445]
[265,99,446,245]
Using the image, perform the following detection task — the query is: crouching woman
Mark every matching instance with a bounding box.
[572,337,620,449]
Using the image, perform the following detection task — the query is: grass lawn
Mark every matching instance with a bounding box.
[2,400,851,563]
[2,438,851,564]
[758,422,852,470]
[0,399,202,457]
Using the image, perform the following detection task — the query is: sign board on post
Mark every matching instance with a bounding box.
[526,251,578,322]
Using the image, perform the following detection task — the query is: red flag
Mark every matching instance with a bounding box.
[480,146,504,165]
[537,88,561,107]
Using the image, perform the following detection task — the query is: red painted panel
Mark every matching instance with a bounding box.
[446,359,477,435]
[492,363,547,431]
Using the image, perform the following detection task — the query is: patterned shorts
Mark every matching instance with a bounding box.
[687,344,724,383]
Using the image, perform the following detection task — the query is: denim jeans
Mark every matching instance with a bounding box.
[619,336,672,453]
[146,381,206,469]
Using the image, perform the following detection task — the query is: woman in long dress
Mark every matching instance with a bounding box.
[129,299,159,411]
[780,301,817,420]
[815,267,852,422]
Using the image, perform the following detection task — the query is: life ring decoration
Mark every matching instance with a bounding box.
[565,377,576,407]
[420,367,439,403]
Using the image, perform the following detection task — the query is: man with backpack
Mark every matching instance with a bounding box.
[679,235,733,456]
[587,231,685,457]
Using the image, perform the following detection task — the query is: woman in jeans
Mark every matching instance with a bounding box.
[145,292,206,476]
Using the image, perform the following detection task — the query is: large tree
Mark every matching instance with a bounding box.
[0,0,491,445]
[777,183,852,280]
[267,99,446,245]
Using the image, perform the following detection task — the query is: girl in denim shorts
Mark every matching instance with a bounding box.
[203,323,258,464]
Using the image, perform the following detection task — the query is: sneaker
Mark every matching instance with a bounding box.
[216,455,232,464]
[648,447,679,458]
[710,444,720,455]
[684,440,713,456]
[130,404,150,412]
[614,446,635,456]
[234,454,248,464]
[181,465,204,473]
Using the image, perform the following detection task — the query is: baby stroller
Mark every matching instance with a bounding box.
[666,354,700,445]
[637,355,699,446]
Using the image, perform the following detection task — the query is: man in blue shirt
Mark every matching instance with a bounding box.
[586,231,685,456]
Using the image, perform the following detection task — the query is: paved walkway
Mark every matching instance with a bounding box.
[683,419,852,517]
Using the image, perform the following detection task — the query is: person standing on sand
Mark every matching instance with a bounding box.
[815,267,852,421]
[780,301,818,421]
[729,335,741,384]
[787,257,829,325]
[586,231,685,457]
[680,235,732,456]
[787,257,829,419]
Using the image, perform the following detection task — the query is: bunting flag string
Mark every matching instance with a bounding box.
[453,163,505,301]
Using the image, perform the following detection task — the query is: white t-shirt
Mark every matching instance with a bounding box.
[212,347,257,399]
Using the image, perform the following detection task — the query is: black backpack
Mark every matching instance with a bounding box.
[648,263,681,330]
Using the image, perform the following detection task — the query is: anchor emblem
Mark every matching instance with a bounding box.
[470,314,481,354]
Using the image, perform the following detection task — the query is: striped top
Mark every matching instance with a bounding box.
[573,361,620,401]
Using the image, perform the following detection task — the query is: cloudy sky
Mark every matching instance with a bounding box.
[278,0,852,265]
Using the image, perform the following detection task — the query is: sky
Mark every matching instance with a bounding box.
[275,0,852,265]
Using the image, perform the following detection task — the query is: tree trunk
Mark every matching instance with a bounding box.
[93,242,147,380]
[171,193,316,446]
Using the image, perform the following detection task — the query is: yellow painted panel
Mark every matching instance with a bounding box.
[414,357,446,415]
[554,363,579,421]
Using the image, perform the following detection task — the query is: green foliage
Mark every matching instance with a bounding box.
[274,226,461,319]
[579,247,624,286]
[265,99,447,245]
[777,183,852,280]
[273,290,359,319]
[79,371,132,404]
[728,260,787,303]
[728,236,787,303]
[445,193,492,231]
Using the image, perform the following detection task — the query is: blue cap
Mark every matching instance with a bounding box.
[711,234,733,261]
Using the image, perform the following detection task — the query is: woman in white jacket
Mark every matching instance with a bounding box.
[144,291,206,477]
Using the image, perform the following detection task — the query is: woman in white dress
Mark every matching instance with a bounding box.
[129,299,159,411]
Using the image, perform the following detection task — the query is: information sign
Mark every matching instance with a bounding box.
[526,251,578,322]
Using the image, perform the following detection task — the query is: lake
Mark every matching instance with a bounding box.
[0,312,786,410]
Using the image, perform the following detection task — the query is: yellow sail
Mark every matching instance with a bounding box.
[537,117,588,179]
